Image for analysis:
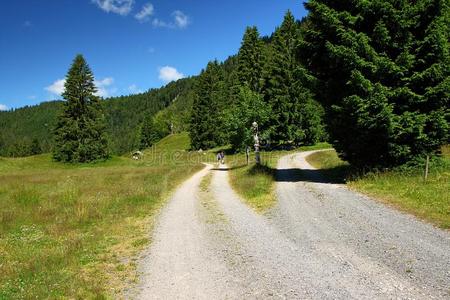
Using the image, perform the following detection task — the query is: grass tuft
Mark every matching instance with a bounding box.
[306,150,350,183]
[227,151,286,212]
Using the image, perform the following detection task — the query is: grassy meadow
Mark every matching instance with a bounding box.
[0,133,204,299]
[306,148,450,229]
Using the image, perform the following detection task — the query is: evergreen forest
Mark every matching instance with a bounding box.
[0,0,448,169]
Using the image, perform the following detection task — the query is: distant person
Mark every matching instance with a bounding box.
[216,152,222,166]
[220,151,225,164]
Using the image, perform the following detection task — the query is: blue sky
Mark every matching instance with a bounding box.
[0,0,308,110]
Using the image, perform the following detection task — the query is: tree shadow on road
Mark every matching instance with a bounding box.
[275,166,349,184]
[246,162,350,184]
[215,162,350,184]
[211,164,247,171]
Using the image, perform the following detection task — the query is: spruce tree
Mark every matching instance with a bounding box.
[265,11,325,145]
[237,26,264,93]
[139,115,159,149]
[301,0,449,168]
[189,61,226,150]
[265,11,299,144]
[53,55,109,163]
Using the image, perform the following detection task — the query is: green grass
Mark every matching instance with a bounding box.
[226,142,332,212]
[227,156,277,212]
[153,132,191,152]
[297,142,332,152]
[306,150,350,183]
[0,133,203,299]
[305,148,450,229]
[306,150,343,169]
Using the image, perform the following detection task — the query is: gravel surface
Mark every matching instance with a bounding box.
[131,152,450,299]
[270,151,450,299]
[131,165,242,300]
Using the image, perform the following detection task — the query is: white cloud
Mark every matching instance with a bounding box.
[152,18,170,28]
[92,0,134,16]
[128,84,143,94]
[0,104,8,111]
[158,66,185,83]
[45,77,116,98]
[45,79,66,96]
[152,10,190,29]
[173,10,189,28]
[95,77,115,98]
[96,77,114,87]
[135,3,154,22]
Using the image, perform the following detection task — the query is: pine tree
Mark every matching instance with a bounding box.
[53,54,109,163]
[301,0,449,168]
[139,115,159,149]
[265,11,325,145]
[189,61,226,150]
[237,26,264,93]
[265,11,299,144]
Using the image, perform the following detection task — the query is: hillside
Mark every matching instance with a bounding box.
[0,77,196,157]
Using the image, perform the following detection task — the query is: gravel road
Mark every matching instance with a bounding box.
[131,151,450,299]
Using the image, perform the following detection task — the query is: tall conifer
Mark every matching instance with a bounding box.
[301,0,449,168]
[266,11,325,145]
[53,55,109,162]
[189,61,226,150]
[237,26,264,93]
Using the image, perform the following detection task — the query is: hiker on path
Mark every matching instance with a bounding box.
[216,152,222,166]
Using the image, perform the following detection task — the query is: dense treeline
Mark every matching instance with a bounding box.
[301,0,449,168]
[0,101,62,157]
[0,77,196,157]
[1,0,448,170]
[190,1,449,169]
[189,12,327,151]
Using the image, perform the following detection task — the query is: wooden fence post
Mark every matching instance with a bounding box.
[424,155,430,182]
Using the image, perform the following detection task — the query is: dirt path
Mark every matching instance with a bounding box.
[271,151,450,299]
[131,152,450,299]
[130,165,241,299]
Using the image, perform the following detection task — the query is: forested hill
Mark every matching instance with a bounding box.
[0,77,196,157]
[0,46,241,158]
[0,14,303,158]
[0,101,63,156]
[2,1,448,170]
